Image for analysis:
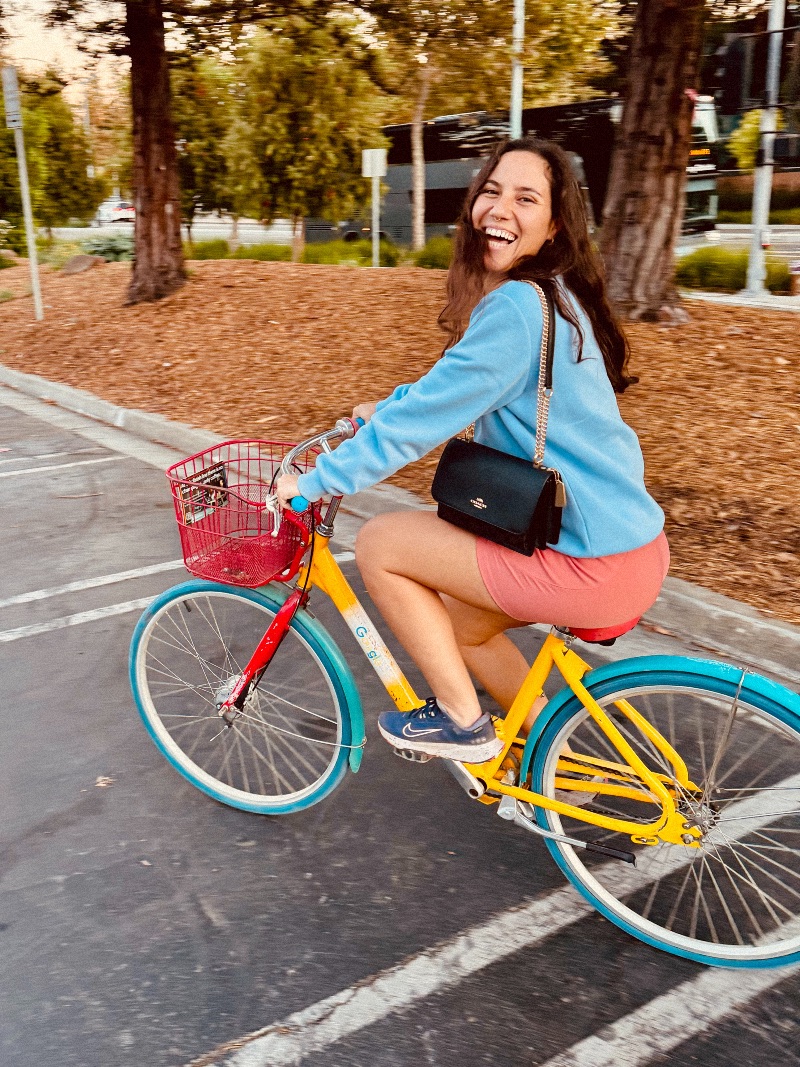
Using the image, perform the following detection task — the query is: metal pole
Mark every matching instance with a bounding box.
[15,126,43,321]
[744,0,786,296]
[510,0,525,139]
[372,174,380,268]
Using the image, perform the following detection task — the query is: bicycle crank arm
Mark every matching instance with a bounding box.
[497,794,636,865]
[442,759,487,799]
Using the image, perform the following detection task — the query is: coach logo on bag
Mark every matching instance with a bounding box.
[470,497,488,510]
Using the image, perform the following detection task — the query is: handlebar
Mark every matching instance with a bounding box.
[279,417,364,513]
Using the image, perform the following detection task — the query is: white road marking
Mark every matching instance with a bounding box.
[186,778,800,1067]
[0,550,355,642]
[0,598,156,643]
[0,456,120,479]
[188,885,596,1067]
[0,560,185,608]
[0,448,103,466]
[538,942,800,1067]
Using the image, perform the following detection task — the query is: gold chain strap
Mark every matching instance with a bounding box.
[526,280,552,469]
[461,281,553,466]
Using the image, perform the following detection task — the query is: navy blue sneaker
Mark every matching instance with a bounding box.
[378,698,503,763]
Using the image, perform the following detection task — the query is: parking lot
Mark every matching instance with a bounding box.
[1,385,799,1067]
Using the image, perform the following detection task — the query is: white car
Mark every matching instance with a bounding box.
[92,199,135,225]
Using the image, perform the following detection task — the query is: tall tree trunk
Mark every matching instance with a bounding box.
[411,62,433,252]
[291,215,305,263]
[126,0,186,304]
[599,0,706,321]
[230,214,240,253]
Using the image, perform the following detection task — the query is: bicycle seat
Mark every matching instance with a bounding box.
[567,618,640,647]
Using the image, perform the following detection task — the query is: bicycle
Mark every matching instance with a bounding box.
[129,419,800,969]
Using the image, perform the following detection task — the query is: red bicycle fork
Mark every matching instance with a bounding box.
[216,587,308,723]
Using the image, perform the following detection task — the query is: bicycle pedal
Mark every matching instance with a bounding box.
[393,748,434,764]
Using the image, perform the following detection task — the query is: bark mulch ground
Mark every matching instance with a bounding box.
[1,258,798,626]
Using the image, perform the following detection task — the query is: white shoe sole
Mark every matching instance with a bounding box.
[378,723,503,764]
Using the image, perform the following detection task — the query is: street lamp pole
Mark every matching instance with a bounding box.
[744,0,786,296]
[510,0,525,139]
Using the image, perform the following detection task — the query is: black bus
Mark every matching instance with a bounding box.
[311,96,719,245]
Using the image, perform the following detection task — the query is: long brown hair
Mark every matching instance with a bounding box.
[439,137,636,393]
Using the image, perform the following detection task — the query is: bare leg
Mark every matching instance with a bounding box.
[355,511,522,727]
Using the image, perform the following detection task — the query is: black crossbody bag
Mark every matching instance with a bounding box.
[431,281,566,556]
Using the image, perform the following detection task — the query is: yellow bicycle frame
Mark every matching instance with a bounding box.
[298,531,701,849]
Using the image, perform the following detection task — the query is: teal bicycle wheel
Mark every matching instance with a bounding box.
[528,657,800,967]
[129,580,363,814]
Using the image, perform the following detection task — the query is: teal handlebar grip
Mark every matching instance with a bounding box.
[290,496,310,512]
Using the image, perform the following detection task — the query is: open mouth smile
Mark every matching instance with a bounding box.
[484,227,517,245]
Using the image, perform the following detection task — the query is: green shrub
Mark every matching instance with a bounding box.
[716,208,800,225]
[413,236,453,270]
[81,233,134,261]
[675,246,790,293]
[37,239,85,269]
[302,238,399,267]
[719,186,800,213]
[230,243,291,262]
[183,238,230,260]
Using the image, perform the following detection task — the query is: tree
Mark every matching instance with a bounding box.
[85,73,133,202]
[170,56,235,242]
[21,70,103,237]
[124,0,184,302]
[0,69,102,249]
[599,0,707,321]
[364,0,618,250]
[43,0,347,301]
[232,16,387,260]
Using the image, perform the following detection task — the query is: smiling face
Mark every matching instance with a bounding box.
[471,150,558,273]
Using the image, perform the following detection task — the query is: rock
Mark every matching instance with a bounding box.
[61,254,106,276]
[0,249,18,261]
[657,304,691,325]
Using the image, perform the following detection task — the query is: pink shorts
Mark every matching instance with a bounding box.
[476,531,670,628]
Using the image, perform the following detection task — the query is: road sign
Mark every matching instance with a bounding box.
[2,66,22,129]
[362,148,387,179]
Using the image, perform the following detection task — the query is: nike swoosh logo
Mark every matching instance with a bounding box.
[402,723,439,737]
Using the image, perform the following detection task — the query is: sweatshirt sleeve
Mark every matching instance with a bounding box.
[297,286,539,501]
[374,383,412,411]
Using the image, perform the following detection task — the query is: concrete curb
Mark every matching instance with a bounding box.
[681,289,800,313]
[2,360,798,685]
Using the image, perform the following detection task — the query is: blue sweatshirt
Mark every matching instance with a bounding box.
[297,279,664,558]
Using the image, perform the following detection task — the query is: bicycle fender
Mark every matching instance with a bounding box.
[255,582,366,772]
[519,653,800,783]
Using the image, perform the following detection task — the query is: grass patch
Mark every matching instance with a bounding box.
[302,239,400,267]
[717,208,800,225]
[0,289,13,301]
[37,239,85,269]
[183,238,231,260]
[675,246,790,293]
[413,236,453,270]
[230,243,291,262]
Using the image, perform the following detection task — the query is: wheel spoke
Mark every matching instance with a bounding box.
[533,678,800,963]
[132,588,347,812]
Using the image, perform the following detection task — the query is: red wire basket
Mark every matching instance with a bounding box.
[166,440,320,587]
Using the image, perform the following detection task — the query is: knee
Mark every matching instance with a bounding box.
[354,513,396,579]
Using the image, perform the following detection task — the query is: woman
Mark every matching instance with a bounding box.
[276,137,669,764]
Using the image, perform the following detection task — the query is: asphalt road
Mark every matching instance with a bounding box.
[1,388,799,1067]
